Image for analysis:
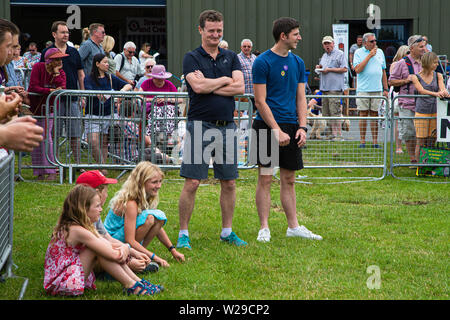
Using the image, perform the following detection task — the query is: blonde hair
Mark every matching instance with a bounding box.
[52,184,100,242]
[102,35,115,53]
[421,51,438,71]
[109,161,164,216]
[393,45,409,63]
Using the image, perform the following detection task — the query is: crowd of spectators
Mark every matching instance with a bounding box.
[1,17,449,180]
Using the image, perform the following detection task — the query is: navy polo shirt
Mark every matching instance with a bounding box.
[183,46,242,121]
[41,45,84,89]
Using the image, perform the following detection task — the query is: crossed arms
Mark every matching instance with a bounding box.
[185,69,244,96]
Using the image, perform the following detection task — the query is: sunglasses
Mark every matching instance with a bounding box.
[413,37,425,44]
[127,50,136,54]
[145,65,154,69]
[369,39,377,43]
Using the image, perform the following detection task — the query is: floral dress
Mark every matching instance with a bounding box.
[43,236,96,296]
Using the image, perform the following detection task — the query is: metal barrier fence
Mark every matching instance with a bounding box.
[15,90,449,184]
[390,94,450,182]
[0,151,28,300]
[297,94,390,183]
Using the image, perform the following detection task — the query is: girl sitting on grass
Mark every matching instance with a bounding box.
[44,184,162,296]
[104,161,185,268]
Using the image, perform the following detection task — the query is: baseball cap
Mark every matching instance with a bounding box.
[76,170,117,188]
[322,36,334,44]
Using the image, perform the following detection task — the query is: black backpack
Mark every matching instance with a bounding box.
[393,56,415,93]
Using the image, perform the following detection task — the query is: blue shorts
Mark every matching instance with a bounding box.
[180,120,239,180]
[104,209,167,243]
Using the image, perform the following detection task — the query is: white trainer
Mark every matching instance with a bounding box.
[286,225,323,240]
[257,228,271,242]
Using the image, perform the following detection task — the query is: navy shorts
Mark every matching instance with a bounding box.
[180,120,239,180]
[250,120,304,171]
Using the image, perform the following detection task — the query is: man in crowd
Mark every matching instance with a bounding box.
[114,41,144,86]
[237,39,257,97]
[316,36,347,140]
[353,32,389,149]
[23,42,41,67]
[388,35,426,163]
[41,21,85,164]
[177,9,246,249]
[78,23,105,76]
[349,35,363,87]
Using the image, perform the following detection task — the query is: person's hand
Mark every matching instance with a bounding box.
[153,255,170,268]
[383,90,389,98]
[3,116,45,153]
[111,243,128,264]
[296,128,307,147]
[132,250,151,264]
[193,70,205,79]
[369,47,377,58]
[53,65,63,74]
[128,258,147,272]
[276,129,291,147]
[1,92,21,119]
[437,89,450,98]
[171,248,185,263]
[322,68,329,74]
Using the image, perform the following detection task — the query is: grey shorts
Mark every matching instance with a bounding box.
[180,120,238,181]
[56,99,82,138]
[84,114,112,135]
[322,91,343,116]
[398,106,416,141]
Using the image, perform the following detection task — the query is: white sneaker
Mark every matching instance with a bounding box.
[286,225,323,240]
[257,228,271,242]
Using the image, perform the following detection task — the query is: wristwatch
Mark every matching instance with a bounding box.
[299,126,308,133]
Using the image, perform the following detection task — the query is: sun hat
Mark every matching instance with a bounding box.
[322,36,334,44]
[150,64,172,79]
[76,170,117,188]
[44,47,69,64]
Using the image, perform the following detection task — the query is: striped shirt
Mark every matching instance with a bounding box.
[238,52,256,95]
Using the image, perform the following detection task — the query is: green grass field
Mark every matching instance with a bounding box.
[1,165,449,300]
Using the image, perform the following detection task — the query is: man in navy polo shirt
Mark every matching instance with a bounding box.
[176,9,246,249]
[41,21,84,164]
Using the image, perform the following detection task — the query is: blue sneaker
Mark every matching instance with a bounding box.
[220,232,248,247]
[176,234,192,250]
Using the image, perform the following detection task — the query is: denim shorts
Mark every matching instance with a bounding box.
[180,120,238,180]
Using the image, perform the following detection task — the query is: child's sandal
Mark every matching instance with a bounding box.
[125,281,155,296]
[140,279,164,293]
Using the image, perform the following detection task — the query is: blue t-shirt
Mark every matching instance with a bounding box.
[183,46,242,121]
[84,73,127,116]
[41,45,84,90]
[353,47,386,93]
[252,49,306,124]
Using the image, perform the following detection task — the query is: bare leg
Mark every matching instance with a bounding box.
[279,168,299,229]
[359,110,369,144]
[255,168,272,230]
[178,178,200,230]
[369,110,379,145]
[219,179,236,229]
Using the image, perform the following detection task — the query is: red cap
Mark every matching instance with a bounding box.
[76,170,117,188]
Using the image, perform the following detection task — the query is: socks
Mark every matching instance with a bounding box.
[179,230,189,238]
[180,229,233,238]
[221,228,232,238]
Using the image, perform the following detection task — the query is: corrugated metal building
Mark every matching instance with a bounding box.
[167,0,450,82]
[1,0,449,84]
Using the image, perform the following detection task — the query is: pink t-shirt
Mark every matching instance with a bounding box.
[141,79,177,114]
[388,55,422,111]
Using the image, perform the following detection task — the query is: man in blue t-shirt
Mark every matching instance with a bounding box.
[176,10,246,250]
[41,21,85,164]
[252,17,322,243]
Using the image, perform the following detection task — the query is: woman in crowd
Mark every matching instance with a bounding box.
[411,51,449,162]
[139,64,178,151]
[389,45,409,154]
[84,53,133,171]
[28,48,67,181]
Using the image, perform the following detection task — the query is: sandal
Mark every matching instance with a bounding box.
[125,281,156,296]
[140,279,164,293]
